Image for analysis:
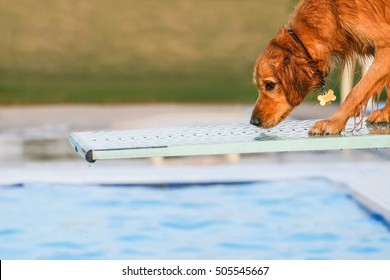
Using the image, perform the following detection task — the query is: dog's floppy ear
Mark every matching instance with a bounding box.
[278,54,315,107]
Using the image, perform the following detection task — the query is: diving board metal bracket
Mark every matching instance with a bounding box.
[68,119,390,163]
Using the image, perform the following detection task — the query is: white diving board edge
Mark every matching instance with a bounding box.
[68,119,390,163]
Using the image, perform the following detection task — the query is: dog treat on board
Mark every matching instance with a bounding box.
[318,89,336,106]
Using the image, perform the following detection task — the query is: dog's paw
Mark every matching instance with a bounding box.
[308,119,343,135]
[366,108,390,124]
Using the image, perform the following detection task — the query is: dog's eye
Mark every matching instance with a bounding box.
[265,82,276,91]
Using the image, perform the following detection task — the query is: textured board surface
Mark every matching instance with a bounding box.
[68,119,390,162]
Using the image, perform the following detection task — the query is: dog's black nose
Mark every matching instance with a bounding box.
[250,115,261,127]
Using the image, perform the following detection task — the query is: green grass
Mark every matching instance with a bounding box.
[0,70,257,104]
[3,0,371,105]
[0,0,294,104]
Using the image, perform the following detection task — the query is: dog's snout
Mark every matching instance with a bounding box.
[250,115,261,127]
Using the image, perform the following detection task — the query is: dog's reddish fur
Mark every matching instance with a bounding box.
[251,0,390,135]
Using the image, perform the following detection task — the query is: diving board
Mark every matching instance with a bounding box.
[68,118,390,162]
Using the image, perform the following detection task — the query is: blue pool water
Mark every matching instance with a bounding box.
[0,178,390,259]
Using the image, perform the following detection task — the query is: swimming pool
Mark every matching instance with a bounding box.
[1,178,390,259]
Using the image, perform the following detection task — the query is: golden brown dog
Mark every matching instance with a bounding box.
[251,0,390,135]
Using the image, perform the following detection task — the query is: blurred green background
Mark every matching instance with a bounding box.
[1,0,342,104]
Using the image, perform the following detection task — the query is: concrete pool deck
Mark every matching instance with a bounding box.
[0,104,389,222]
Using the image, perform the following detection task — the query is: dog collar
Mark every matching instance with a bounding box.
[287,27,329,102]
[287,28,313,60]
[288,28,326,86]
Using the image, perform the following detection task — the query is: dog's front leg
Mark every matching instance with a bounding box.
[366,89,390,123]
[309,49,390,135]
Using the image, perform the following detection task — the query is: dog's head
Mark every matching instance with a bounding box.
[250,28,323,128]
